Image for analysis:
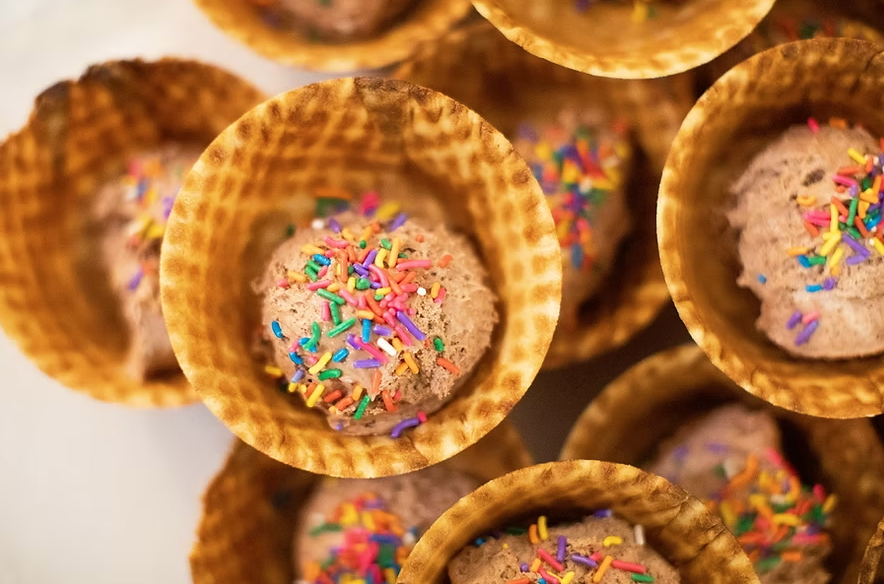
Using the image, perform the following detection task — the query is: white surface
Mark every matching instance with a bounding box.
[0,1,334,583]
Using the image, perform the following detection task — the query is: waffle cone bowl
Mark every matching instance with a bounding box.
[399,459,759,584]
[160,77,561,478]
[561,344,884,584]
[192,0,471,72]
[658,38,884,418]
[471,0,775,79]
[190,420,531,584]
[860,515,884,584]
[395,21,687,367]
[0,58,264,407]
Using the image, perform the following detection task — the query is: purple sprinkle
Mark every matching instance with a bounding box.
[842,233,871,257]
[706,442,728,453]
[353,264,369,277]
[556,535,566,563]
[520,563,529,572]
[328,218,341,233]
[389,212,408,231]
[391,416,421,438]
[362,249,378,267]
[291,369,304,383]
[396,311,427,341]
[571,554,598,568]
[362,500,385,509]
[850,184,859,197]
[370,281,383,289]
[795,319,820,346]
[333,422,343,431]
[518,122,539,141]
[593,509,612,518]
[353,359,382,369]
[347,334,361,350]
[127,269,143,291]
[373,325,393,336]
[786,311,803,329]
[823,277,837,290]
[846,254,867,266]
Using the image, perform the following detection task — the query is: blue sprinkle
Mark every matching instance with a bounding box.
[271,320,284,339]
[757,274,767,284]
[299,336,311,347]
[290,369,304,383]
[332,348,349,363]
[797,255,811,268]
[806,284,823,292]
[369,534,401,545]
[593,509,612,518]
[312,254,331,266]
[474,537,486,546]
[288,352,303,365]
[571,242,583,269]
[539,579,547,584]
[362,319,371,343]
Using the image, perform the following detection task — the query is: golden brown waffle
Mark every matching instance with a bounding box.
[659,38,884,418]
[192,0,472,72]
[0,58,265,407]
[160,77,561,477]
[471,0,775,79]
[395,21,682,367]
[190,420,532,584]
[860,515,884,584]
[399,459,760,584]
[561,344,884,584]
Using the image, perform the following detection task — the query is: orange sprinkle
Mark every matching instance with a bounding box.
[365,293,384,316]
[371,370,382,398]
[829,117,848,128]
[781,551,803,563]
[436,357,461,375]
[388,275,402,295]
[507,579,531,584]
[415,234,425,243]
[529,524,539,545]
[323,389,343,403]
[314,186,352,200]
[334,397,354,410]
[831,196,850,217]
[772,525,790,543]
[402,271,418,284]
[837,165,862,175]
[726,453,759,492]
[593,556,614,583]
[382,390,397,412]
[438,254,453,267]
[835,185,846,193]
[804,220,820,237]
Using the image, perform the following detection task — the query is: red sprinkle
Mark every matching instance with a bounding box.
[536,548,564,572]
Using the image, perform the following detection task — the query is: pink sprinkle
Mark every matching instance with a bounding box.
[307,279,331,291]
[317,265,329,278]
[395,324,413,346]
[355,339,388,364]
[368,264,388,286]
[434,287,447,304]
[792,534,823,545]
[360,191,380,213]
[765,446,786,467]
[590,552,602,562]
[813,484,826,502]
[339,289,358,306]
[383,312,397,327]
[417,411,427,423]
[803,216,830,227]
[801,311,820,324]
[305,355,318,366]
[611,560,646,574]
[321,301,331,322]
[808,117,820,133]
[394,390,402,400]
[832,175,857,188]
[395,260,432,271]
[803,210,830,219]
[400,283,419,292]
[324,236,349,249]
[357,294,367,309]
[276,279,290,289]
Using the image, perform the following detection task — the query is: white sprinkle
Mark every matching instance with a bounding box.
[722,458,740,479]
[309,512,325,528]
[377,338,397,356]
[417,287,427,296]
[634,524,645,546]
[311,218,325,230]
[402,532,417,547]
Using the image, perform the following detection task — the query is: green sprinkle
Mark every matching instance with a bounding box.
[755,556,781,573]
[330,301,342,325]
[359,240,367,249]
[714,464,727,478]
[505,526,528,535]
[848,195,859,226]
[308,322,321,347]
[305,266,319,282]
[356,277,371,290]
[863,177,873,190]
[848,226,862,240]
[328,318,357,337]
[353,394,371,420]
[306,260,323,272]
[347,266,355,275]
[377,544,396,568]
[380,238,392,249]
[309,522,342,537]
[807,255,827,266]
[375,294,384,301]
[318,369,342,380]
[285,224,295,237]
[398,252,407,258]
[631,575,654,583]
[316,289,345,305]
[433,337,445,352]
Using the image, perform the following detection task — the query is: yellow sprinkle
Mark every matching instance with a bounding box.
[347,276,356,292]
[831,262,843,277]
[602,536,623,547]
[529,558,542,572]
[796,195,816,207]
[719,500,737,527]
[502,543,509,550]
[384,567,397,584]
[306,383,325,407]
[341,503,359,525]
[828,246,845,268]
[535,143,552,161]
[352,385,364,401]
[360,226,373,242]
[561,572,575,584]
[301,244,324,255]
[375,249,387,267]
[341,227,356,242]
[361,511,375,530]
[357,310,375,320]
[308,352,332,375]
[328,406,339,415]
[430,282,441,299]
[146,223,165,239]
[538,515,548,540]
[821,232,833,240]
[298,384,308,394]
[593,556,614,583]
[860,190,878,204]
[376,287,392,296]
[327,283,341,292]
[786,247,808,256]
[389,238,401,268]
[392,338,404,352]
[403,352,419,374]
[376,202,401,222]
[264,365,283,377]
[287,382,299,393]
[823,494,838,514]
[820,231,841,256]
[288,270,307,283]
[829,204,839,233]
[860,200,871,219]
[394,362,409,375]
[772,513,801,526]
[848,147,867,164]
[872,238,884,255]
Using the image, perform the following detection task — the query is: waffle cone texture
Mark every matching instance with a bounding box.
[658,38,884,418]
[395,21,688,367]
[399,459,759,584]
[471,0,775,79]
[190,420,532,584]
[561,344,884,584]
[859,514,884,584]
[160,77,561,478]
[193,0,471,72]
[0,58,264,407]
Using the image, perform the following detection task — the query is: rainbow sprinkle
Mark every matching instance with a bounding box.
[264,192,462,436]
[300,491,419,584]
[777,118,884,346]
[706,448,834,574]
[516,121,630,272]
